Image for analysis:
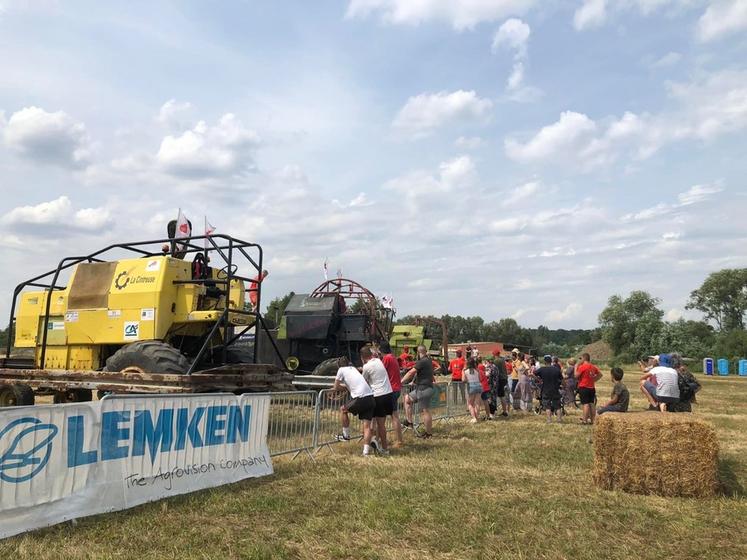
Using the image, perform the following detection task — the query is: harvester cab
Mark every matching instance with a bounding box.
[2,233,292,404]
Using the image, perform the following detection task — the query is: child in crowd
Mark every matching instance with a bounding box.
[597,367,630,415]
[462,358,483,423]
[562,358,577,407]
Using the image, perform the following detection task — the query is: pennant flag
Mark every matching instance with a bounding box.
[175,208,191,251]
[323,257,329,281]
[205,220,216,236]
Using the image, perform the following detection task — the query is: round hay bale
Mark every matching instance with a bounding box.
[592,412,719,498]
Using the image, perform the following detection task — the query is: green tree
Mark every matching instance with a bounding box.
[686,268,747,331]
[657,319,715,359]
[598,291,664,358]
[713,330,747,361]
[264,291,295,328]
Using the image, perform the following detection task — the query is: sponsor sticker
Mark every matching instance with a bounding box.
[140,308,155,321]
[64,311,78,323]
[124,322,140,340]
[107,310,121,319]
[145,259,160,272]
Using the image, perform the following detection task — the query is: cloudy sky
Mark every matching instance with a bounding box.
[1,0,746,329]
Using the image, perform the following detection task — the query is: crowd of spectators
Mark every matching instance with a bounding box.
[330,343,702,455]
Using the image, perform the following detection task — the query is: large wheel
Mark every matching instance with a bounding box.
[311,357,341,377]
[210,345,255,366]
[0,384,35,407]
[53,389,93,403]
[105,341,191,374]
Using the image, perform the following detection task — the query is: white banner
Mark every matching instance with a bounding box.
[0,393,273,539]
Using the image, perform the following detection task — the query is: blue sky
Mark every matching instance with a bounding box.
[1,0,746,328]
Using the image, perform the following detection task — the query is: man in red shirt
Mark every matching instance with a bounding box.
[448,350,466,382]
[574,352,602,425]
[248,269,269,311]
[379,341,404,447]
[399,345,411,364]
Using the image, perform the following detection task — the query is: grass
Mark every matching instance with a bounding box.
[3,370,747,559]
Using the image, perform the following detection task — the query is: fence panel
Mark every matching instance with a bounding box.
[266,391,317,458]
[447,382,470,418]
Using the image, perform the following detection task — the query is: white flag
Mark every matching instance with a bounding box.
[323,258,329,281]
[175,208,191,252]
[336,267,343,279]
[205,220,216,236]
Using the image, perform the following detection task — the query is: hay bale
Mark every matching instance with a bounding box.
[593,412,719,498]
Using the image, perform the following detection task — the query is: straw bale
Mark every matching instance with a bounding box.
[593,412,719,498]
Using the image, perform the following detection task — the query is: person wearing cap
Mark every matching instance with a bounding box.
[640,353,680,411]
[532,355,564,423]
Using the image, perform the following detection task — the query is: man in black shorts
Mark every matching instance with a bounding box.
[360,346,394,455]
[333,356,376,456]
[533,355,563,423]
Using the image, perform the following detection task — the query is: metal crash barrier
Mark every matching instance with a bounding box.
[264,382,475,458]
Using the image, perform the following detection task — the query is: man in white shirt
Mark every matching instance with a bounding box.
[361,346,393,455]
[640,353,680,412]
[333,356,376,456]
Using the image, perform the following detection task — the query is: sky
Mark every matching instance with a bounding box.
[0,0,746,329]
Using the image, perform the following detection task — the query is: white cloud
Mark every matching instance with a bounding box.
[621,182,723,222]
[333,192,374,208]
[505,111,597,164]
[156,113,260,178]
[650,51,682,68]
[392,90,493,139]
[665,308,683,321]
[1,196,111,232]
[697,0,747,41]
[574,0,607,30]
[504,70,747,168]
[492,17,530,56]
[156,99,193,128]
[345,0,536,31]
[2,106,90,168]
[545,302,583,323]
[455,136,484,149]
[492,18,539,96]
[504,180,541,205]
[677,183,724,205]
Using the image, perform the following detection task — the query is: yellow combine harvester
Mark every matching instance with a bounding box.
[0,233,292,406]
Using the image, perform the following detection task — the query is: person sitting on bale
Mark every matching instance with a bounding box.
[640,353,680,412]
[597,367,630,415]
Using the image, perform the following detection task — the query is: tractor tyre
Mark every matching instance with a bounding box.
[311,357,341,377]
[0,384,35,407]
[53,389,93,403]
[105,341,191,374]
[210,345,255,366]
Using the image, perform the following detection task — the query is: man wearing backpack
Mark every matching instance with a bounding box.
[669,353,701,412]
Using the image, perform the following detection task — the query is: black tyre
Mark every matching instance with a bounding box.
[53,389,93,403]
[0,384,35,407]
[105,340,191,374]
[210,345,255,365]
[311,357,341,377]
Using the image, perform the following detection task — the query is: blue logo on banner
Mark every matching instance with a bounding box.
[0,417,59,483]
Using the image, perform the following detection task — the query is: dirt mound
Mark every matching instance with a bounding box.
[580,340,614,363]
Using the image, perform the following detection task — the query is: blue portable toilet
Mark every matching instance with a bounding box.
[739,359,747,376]
[717,358,729,376]
[703,358,714,376]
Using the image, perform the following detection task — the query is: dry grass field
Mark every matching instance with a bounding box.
[2,370,746,560]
